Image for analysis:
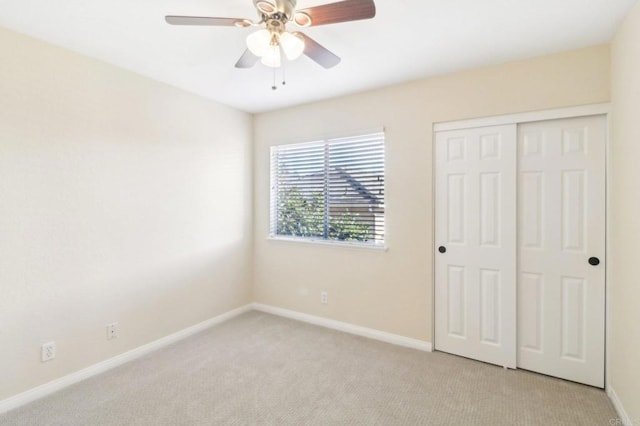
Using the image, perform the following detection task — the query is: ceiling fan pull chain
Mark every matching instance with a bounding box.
[282,59,287,86]
[272,65,277,90]
[272,44,278,90]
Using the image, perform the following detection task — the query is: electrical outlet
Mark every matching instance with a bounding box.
[106,322,119,340]
[321,291,328,304]
[41,342,56,362]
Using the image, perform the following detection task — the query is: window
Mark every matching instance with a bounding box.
[270,131,385,246]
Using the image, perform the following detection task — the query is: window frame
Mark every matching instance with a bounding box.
[269,131,386,250]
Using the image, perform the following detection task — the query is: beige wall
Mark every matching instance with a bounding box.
[610,0,640,421]
[253,46,611,343]
[0,28,253,400]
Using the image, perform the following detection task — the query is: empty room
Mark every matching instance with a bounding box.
[1,0,639,424]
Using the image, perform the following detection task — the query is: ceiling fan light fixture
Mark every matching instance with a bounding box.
[166,0,378,71]
[246,29,272,56]
[261,45,282,68]
[293,12,312,27]
[279,31,305,60]
[255,1,276,14]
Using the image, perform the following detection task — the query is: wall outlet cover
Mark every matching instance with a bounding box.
[106,322,119,340]
[41,342,56,362]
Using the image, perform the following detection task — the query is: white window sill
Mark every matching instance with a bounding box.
[267,236,388,252]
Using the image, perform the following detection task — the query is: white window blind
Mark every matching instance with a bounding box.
[270,132,385,245]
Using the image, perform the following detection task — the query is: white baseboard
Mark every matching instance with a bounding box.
[252,303,433,352]
[0,304,253,415]
[608,387,634,426]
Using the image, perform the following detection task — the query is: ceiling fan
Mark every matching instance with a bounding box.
[165,0,376,70]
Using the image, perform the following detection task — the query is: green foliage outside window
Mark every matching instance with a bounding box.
[276,187,371,242]
[328,212,370,241]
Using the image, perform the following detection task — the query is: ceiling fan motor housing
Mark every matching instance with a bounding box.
[266,19,285,34]
[274,0,296,19]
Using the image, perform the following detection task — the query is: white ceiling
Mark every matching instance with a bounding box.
[0,0,636,113]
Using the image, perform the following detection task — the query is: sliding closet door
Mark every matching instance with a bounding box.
[435,125,517,368]
[517,116,606,388]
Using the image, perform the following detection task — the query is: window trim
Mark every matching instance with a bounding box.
[267,235,388,252]
[269,130,386,248]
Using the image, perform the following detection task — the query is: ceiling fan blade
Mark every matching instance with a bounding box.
[297,33,341,69]
[235,49,260,69]
[296,0,376,27]
[165,16,250,27]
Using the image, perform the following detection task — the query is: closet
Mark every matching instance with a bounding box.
[434,112,606,388]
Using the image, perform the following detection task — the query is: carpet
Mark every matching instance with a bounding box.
[0,311,619,425]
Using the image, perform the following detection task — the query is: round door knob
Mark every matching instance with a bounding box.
[439,246,447,254]
[589,257,600,266]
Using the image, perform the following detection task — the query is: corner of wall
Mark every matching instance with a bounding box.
[608,0,640,423]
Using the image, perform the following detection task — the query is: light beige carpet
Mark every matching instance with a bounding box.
[0,312,619,425]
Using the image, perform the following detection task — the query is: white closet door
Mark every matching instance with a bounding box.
[435,125,517,368]
[517,116,606,388]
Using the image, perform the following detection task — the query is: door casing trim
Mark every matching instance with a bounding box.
[434,103,610,132]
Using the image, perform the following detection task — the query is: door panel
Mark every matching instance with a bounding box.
[480,269,501,345]
[517,115,606,388]
[447,265,466,337]
[480,173,501,247]
[448,174,466,244]
[519,272,544,352]
[435,125,517,368]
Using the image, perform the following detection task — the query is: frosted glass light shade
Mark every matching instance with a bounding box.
[261,45,281,68]
[246,29,272,57]
[280,32,305,60]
